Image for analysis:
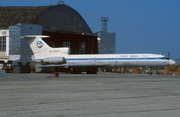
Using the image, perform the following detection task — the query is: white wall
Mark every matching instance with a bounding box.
[0,30,9,56]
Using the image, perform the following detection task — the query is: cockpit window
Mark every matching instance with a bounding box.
[162,57,170,60]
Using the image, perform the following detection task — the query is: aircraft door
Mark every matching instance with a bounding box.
[94,57,97,63]
[115,57,118,64]
[89,57,92,62]
[136,58,139,66]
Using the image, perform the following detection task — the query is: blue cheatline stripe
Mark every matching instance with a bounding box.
[66,57,165,61]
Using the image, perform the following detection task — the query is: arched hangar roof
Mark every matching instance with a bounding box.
[0,5,93,34]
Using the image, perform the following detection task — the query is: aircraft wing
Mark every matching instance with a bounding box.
[38,63,109,68]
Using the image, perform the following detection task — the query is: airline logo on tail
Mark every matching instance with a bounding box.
[36,41,43,48]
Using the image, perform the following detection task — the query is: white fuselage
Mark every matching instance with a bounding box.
[23,35,175,68]
[66,54,174,67]
[33,53,175,67]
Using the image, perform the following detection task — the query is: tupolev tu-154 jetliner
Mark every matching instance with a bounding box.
[22,35,175,74]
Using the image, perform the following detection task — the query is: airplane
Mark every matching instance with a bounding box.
[22,35,176,75]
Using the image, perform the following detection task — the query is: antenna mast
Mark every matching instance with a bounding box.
[101,17,109,32]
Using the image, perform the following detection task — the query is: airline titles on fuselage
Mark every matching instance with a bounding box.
[49,50,61,53]
[120,55,139,58]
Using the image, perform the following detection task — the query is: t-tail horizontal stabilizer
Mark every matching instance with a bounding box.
[22,35,50,54]
[22,35,70,57]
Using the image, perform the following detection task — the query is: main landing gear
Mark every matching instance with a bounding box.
[148,72,152,75]
[47,72,59,78]
[47,67,59,78]
[70,67,98,74]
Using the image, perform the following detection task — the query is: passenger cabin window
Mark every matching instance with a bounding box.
[0,36,6,51]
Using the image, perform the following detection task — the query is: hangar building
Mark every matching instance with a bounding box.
[0,4,98,72]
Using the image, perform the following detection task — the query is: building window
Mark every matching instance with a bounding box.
[79,41,86,54]
[49,42,55,47]
[0,36,6,51]
[63,41,70,48]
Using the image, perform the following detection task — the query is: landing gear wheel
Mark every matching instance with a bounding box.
[148,72,152,75]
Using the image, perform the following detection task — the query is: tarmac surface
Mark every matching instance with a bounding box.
[0,73,180,117]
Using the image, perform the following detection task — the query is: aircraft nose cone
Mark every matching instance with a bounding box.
[169,60,176,65]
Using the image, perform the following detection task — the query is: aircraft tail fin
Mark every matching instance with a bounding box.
[22,35,70,56]
[22,35,51,54]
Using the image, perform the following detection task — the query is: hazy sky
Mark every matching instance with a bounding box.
[1,0,180,61]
